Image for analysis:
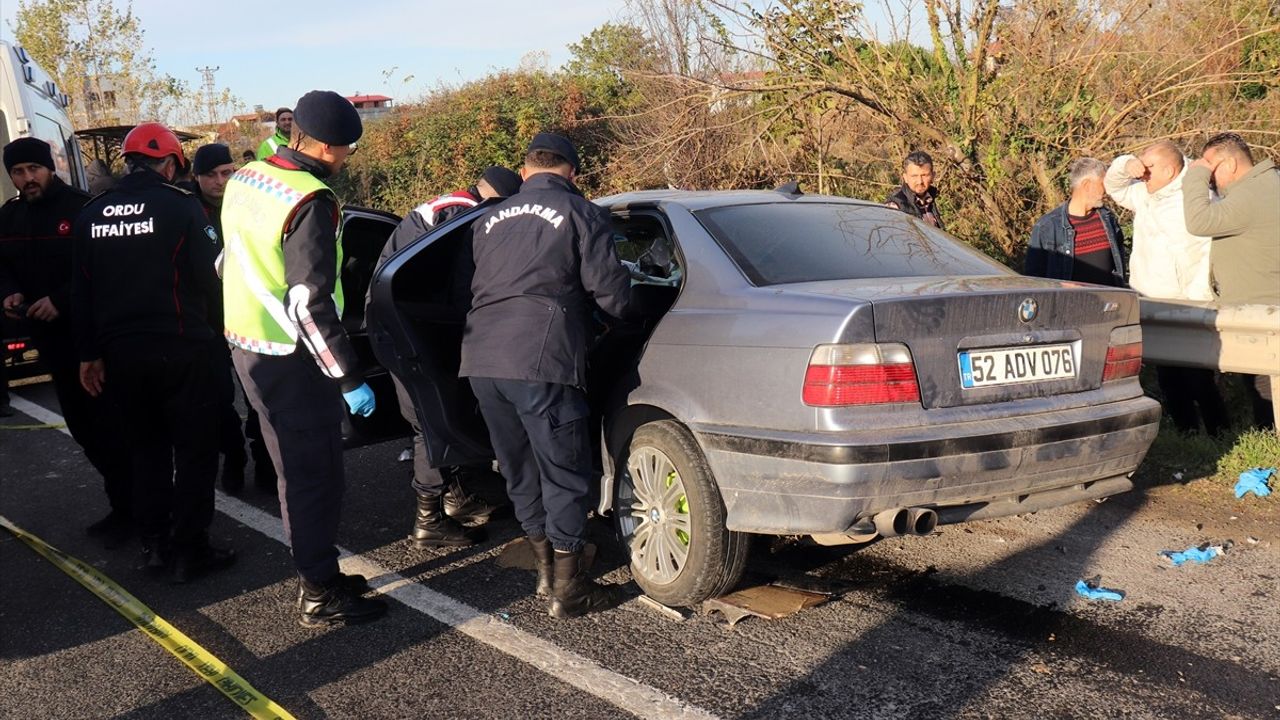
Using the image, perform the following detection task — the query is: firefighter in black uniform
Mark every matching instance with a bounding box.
[1,138,133,544]
[462,133,634,618]
[72,123,234,582]
[367,166,522,549]
[221,90,385,626]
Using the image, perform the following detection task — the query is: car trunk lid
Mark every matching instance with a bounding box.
[779,276,1138,409]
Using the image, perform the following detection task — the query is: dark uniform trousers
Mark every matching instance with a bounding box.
[41,337,132,515]
[1155,365,1228,436]
[214,347,247,461]
[469,377,592,552]
[392,374,446,496]
[232,346,344,583]
[105,339,220,546]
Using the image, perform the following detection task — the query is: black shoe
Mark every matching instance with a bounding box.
[529,535,554,598]
[87,511,134,548]
[442,470,502,526]
[252,452,277,493]
[221,453,247,495]
[0,402,12,417]
[299,577,387,627]
[140,535,171,574]
[295,572,372,606]
[171,543,236,584]
[410,493,484,548]
[548,549,624,619]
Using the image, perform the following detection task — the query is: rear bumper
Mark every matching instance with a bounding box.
[695,396,1160,534]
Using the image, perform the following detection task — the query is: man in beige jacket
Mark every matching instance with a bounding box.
[1183,132,1280,428]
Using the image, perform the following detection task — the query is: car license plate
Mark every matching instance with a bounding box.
[959,343,1077,389]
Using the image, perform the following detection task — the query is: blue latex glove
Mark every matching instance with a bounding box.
[342,383,376,417]
[1074,579,1124,602]
[1234,468,1274,499]
[1161,545,1220,567]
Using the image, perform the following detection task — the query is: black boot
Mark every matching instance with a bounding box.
[442,467,501,526]
[548,549,623,619]
[296,572,372,606]
[529,535,554,598]
[409,493,484,548]
[251,443,276,492]
[221,450,247,495]
[171,541,236,584]
[140,534,170,574]
[299,575,387,627]
[87,510,134,548]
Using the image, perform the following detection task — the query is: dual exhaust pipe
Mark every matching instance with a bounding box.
[871,506,938,538]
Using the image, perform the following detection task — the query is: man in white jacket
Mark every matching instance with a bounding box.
[1105,141,1226,436]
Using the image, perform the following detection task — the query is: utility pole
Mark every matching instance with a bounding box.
[196,66,220,127]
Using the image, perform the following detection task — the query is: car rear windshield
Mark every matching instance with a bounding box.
[693,202,1010,286]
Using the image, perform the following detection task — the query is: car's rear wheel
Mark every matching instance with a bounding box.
[615,420,749,607]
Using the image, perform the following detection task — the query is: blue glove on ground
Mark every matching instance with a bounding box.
[1234,468,1274,499]
[1161,545,1220,567]
[1074,578,1124,602]
[343,383,376,417]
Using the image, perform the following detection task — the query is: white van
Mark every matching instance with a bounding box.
[0,41,87,194]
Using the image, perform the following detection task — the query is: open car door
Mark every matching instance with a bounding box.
[338,206,412,447]
[365,202,496,466]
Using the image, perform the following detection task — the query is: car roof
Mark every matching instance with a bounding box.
[595,189,883,213]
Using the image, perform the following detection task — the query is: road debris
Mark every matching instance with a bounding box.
[635,595,689,622]
[1234,467,1275,499]
[1074,575,1125,602]
[1160,544,1222,567]
[704,584,830,627]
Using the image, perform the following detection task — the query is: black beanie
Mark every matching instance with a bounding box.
[193,143,234,175]
[480,166,522,197]
[293,91,362,146]
[3,137,55,173]
[275,107,293,121]
[526,132,580,172]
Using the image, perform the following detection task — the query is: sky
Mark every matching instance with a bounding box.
[1,0,630,113]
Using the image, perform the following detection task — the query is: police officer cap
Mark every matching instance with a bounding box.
[3,137,55,173]
[192,143,234,175]
[481,166,522,197]
[293,90,363,147]
[526,132,579,172]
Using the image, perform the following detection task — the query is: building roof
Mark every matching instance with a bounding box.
[347,94,392,104]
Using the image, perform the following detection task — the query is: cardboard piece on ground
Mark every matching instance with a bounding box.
[703,584,830,627]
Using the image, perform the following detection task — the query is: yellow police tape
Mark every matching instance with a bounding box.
[0,515,295,720]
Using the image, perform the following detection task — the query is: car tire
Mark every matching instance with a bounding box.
[615,420,749,607]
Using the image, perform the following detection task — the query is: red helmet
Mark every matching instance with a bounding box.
[122,122,186,167]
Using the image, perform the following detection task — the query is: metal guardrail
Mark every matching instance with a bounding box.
[1139,298,1280,433]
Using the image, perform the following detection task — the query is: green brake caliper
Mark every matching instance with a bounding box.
[666,471,690,546]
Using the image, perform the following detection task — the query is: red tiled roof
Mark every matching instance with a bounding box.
[346,94,392,104]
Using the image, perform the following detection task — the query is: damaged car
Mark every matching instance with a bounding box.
[362,189,1161,607]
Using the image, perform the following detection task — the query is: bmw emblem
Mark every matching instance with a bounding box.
[1018,298,1038,323]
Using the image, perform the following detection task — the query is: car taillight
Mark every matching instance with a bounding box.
[803,343,921,406]
[5,341,25,352]
[1103,325,1142,382]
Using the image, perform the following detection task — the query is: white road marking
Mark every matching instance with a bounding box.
[10,392,720,720]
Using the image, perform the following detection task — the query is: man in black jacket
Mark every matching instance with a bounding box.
[368,165,522,549]
[463,133,634,619]
[73,123,234,582]
[885,151,944,229]
[1,138,132,543]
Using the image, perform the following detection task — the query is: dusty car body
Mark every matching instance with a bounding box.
[366,190,1161,606]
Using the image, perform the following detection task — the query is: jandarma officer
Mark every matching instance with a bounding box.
[462,133,635,618]
[71,123,232,582]
[221,90,386,627]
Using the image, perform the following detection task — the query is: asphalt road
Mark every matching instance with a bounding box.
[2,379,1278,719]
